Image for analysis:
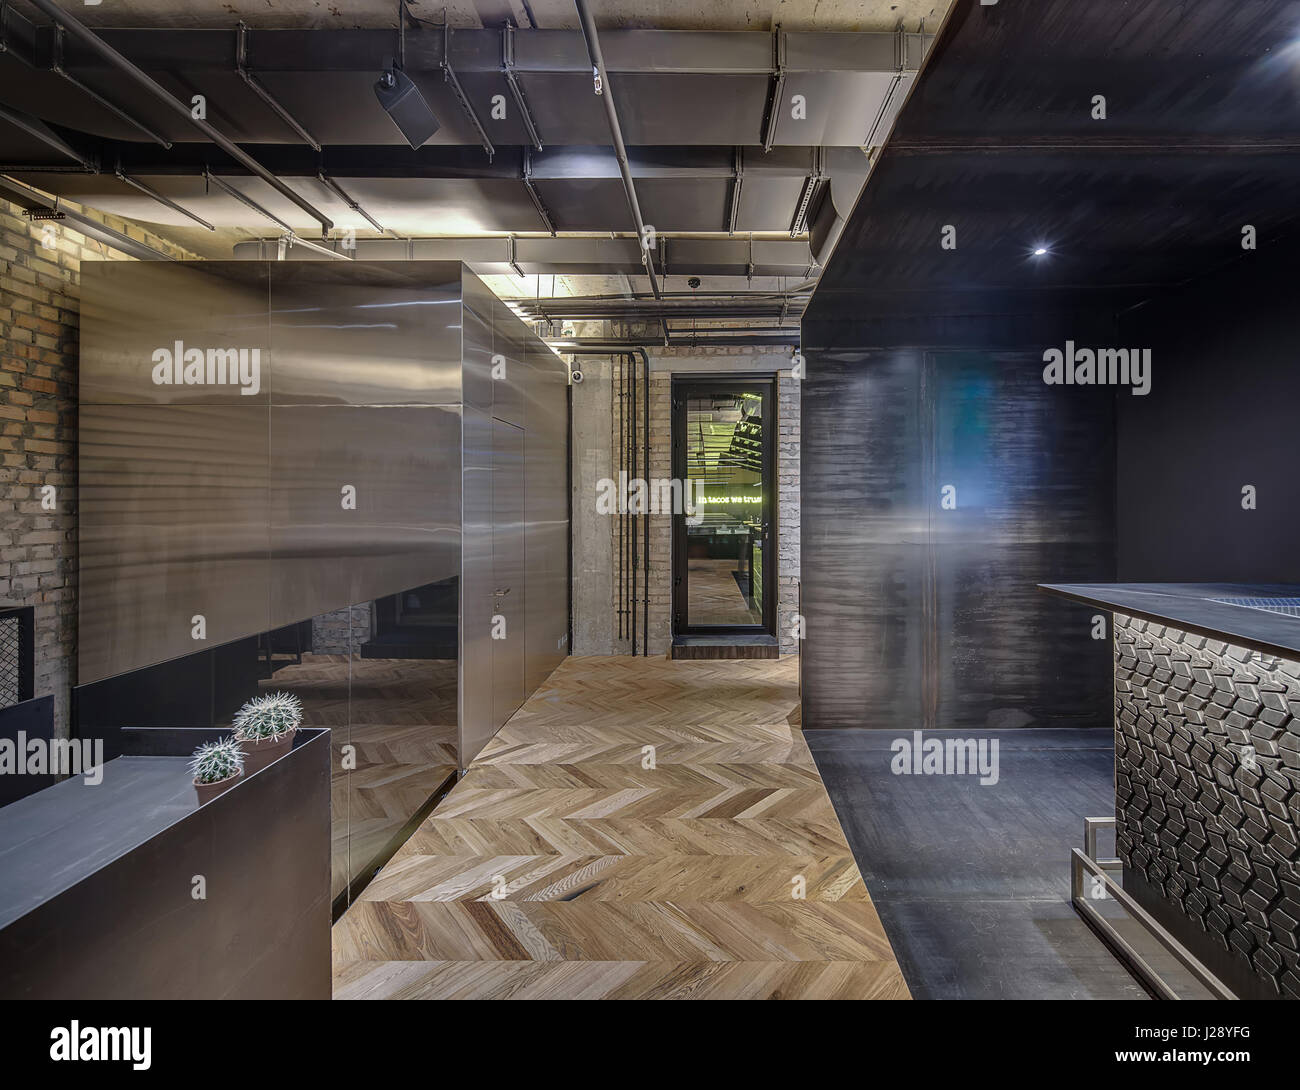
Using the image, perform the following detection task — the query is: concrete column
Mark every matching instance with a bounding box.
[569,357,616,654]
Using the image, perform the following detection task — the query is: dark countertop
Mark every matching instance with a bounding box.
[1039,583,1300,660]
[0,755,197,931]
[0,727,327,933]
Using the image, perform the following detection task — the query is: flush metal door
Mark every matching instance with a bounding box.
[491,418,526,732]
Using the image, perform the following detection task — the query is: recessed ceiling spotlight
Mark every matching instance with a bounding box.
[1032,246,1049,257]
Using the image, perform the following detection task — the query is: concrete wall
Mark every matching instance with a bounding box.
[0,195,197,736]
[570,358,616,654]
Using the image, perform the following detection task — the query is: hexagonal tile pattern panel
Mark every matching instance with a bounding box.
[1115,613,1300,998]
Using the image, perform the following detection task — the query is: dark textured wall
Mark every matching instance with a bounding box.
[801,324,1117,730]
[1118,259,1300,583]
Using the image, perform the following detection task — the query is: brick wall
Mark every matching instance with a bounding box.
[0,194,197,736]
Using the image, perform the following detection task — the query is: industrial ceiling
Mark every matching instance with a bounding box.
[807,0,1300,331]
[0,0,950,346]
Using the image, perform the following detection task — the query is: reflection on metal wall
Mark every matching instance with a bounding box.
[456,270,570,766]
[79,261,468,684]
[524,334,571,694]
[800,341,1116,730]
[78,261,569,909]
[458,404,495,768]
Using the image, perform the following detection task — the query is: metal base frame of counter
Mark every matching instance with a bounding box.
[1071,817,1237,1000]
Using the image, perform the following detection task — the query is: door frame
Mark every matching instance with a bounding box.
[671,375,777,637]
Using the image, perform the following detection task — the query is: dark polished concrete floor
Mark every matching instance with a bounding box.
[806,727,1148,1000]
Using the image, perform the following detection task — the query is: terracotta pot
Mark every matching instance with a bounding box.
[193,771,242,806]
[238,729,296,775]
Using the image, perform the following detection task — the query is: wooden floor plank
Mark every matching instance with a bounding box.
[333,655,908,1000]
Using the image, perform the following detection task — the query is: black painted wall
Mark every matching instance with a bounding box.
[1118,255,1300,584]
[801,320,1117,730]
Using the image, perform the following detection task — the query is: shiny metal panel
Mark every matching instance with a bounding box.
[457,404,495,767]
[460,269,496,414]
[79,261,269,405]
[78,403,271,685]
[491,418,526,731]
[800,342,1115,730]
[268,261,462,406]
[799,347,925,729]
[490,300,526,428]
[524,340,571,693]
[268,405,461,628]
[79,260,567,778]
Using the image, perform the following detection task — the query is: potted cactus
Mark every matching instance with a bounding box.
[232,691,304,774]
[190,737,244,805]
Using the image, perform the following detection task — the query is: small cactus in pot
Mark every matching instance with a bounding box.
[190,737,244,805]
[232,691,304,774]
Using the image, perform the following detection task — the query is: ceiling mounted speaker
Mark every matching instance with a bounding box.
[374,65,440,149]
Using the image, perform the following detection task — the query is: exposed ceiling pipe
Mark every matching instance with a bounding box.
[515,297,809,319]
[22,0,334,234]
[50,25,172,149]
[572,0,669,347]
[0,102,94,170]
[0,174,176,260]
[551,334,798,348]
[114,165,214,231]
[236,20,321,152]
[205,168,294,233]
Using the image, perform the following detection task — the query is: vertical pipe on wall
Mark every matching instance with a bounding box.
[617,355,625,640]
[624,353,634,652]
[639,348,650,655]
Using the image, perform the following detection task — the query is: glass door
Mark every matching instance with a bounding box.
[672,377,775,635]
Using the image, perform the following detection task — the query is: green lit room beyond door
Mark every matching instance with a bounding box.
[671,377,775,636]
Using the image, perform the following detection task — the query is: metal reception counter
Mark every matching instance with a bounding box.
[0,727,331,999]
[1041,583,1300,999]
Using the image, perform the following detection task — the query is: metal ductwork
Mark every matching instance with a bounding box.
[17,0,334,233]
[0,5,932,336]
[573,0,667,343]
[230,233,816,281]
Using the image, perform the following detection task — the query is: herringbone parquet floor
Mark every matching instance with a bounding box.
[332,655,909,999]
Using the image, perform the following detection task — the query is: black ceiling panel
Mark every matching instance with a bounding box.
[809,0,1300,324]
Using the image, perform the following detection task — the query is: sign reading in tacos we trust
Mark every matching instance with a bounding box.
[150,341,262,396]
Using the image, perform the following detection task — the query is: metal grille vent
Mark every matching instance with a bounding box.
[0,607,35,709]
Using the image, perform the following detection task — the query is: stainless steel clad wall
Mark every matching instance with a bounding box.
[523,329,571,694]
[266,262,463,629]
[456,270,570,766]
[77,260,568,917]
[79,263,272,685]
[80,262,568,775]
[78,261,466,684]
